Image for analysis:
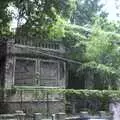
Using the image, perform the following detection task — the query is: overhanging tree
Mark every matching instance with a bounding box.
[0,0,13,36]
[70,0,108,25]
[14,0,76,39]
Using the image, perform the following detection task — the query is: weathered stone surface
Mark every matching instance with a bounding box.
[55,113,66,120]
[0,39,66,115]
[4,55,14,88]
[0,39,66,88]
[15,59,36,85]
[15,110,25,120]
[7,100,65,115]
[14,58,66,87]
[33,113,42,120]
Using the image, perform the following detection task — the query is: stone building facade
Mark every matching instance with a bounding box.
[0,38,67,114]
[0,38,67,88]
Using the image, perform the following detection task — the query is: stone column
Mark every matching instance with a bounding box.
[55,113,66,120]
[72,102,76,114]
[4,40,15,89]
[33,113,42,120]
[15,110,25,120]
[98,111,107,118]
[52,114,55,120]
[80,111,89,118]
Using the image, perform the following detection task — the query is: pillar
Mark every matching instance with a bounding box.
[33,113,42,120]
[55,113,66,120]
[15,110,25,120]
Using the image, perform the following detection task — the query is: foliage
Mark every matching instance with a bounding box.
[66,18,120,90]
[2,87,120,112]
[48,15,66,39]
[61,24,89,61]
[70,0,108,25]
[64,89,120,112]
[0,0,13,36]
[3,87,120,100]
[85,25,120,66]
[93,17,120,33]
[14,0,76,39]
[77,61,119,90]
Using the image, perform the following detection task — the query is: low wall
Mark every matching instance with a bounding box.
[0,111,112,120]
[0,111,25,120]
[66,98,109,114]
[3,100,65,116]
[0,88,65,116]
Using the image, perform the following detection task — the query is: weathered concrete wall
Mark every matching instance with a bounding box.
[4,55,15,88]
[0,40,15,88]
[0,41,7,87]
[15,59,36,85]
[15,38,66,54]
[3,88,65,115]
[0,111,25,120]
[7,100,65,115]
[14,58,66,87]
[0,40,66,88]
[66,98,109,114]
[0,39,66,115]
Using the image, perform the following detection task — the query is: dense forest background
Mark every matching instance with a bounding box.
[1,0,120,90]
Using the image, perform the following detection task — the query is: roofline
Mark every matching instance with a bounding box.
[15,45,82,65]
